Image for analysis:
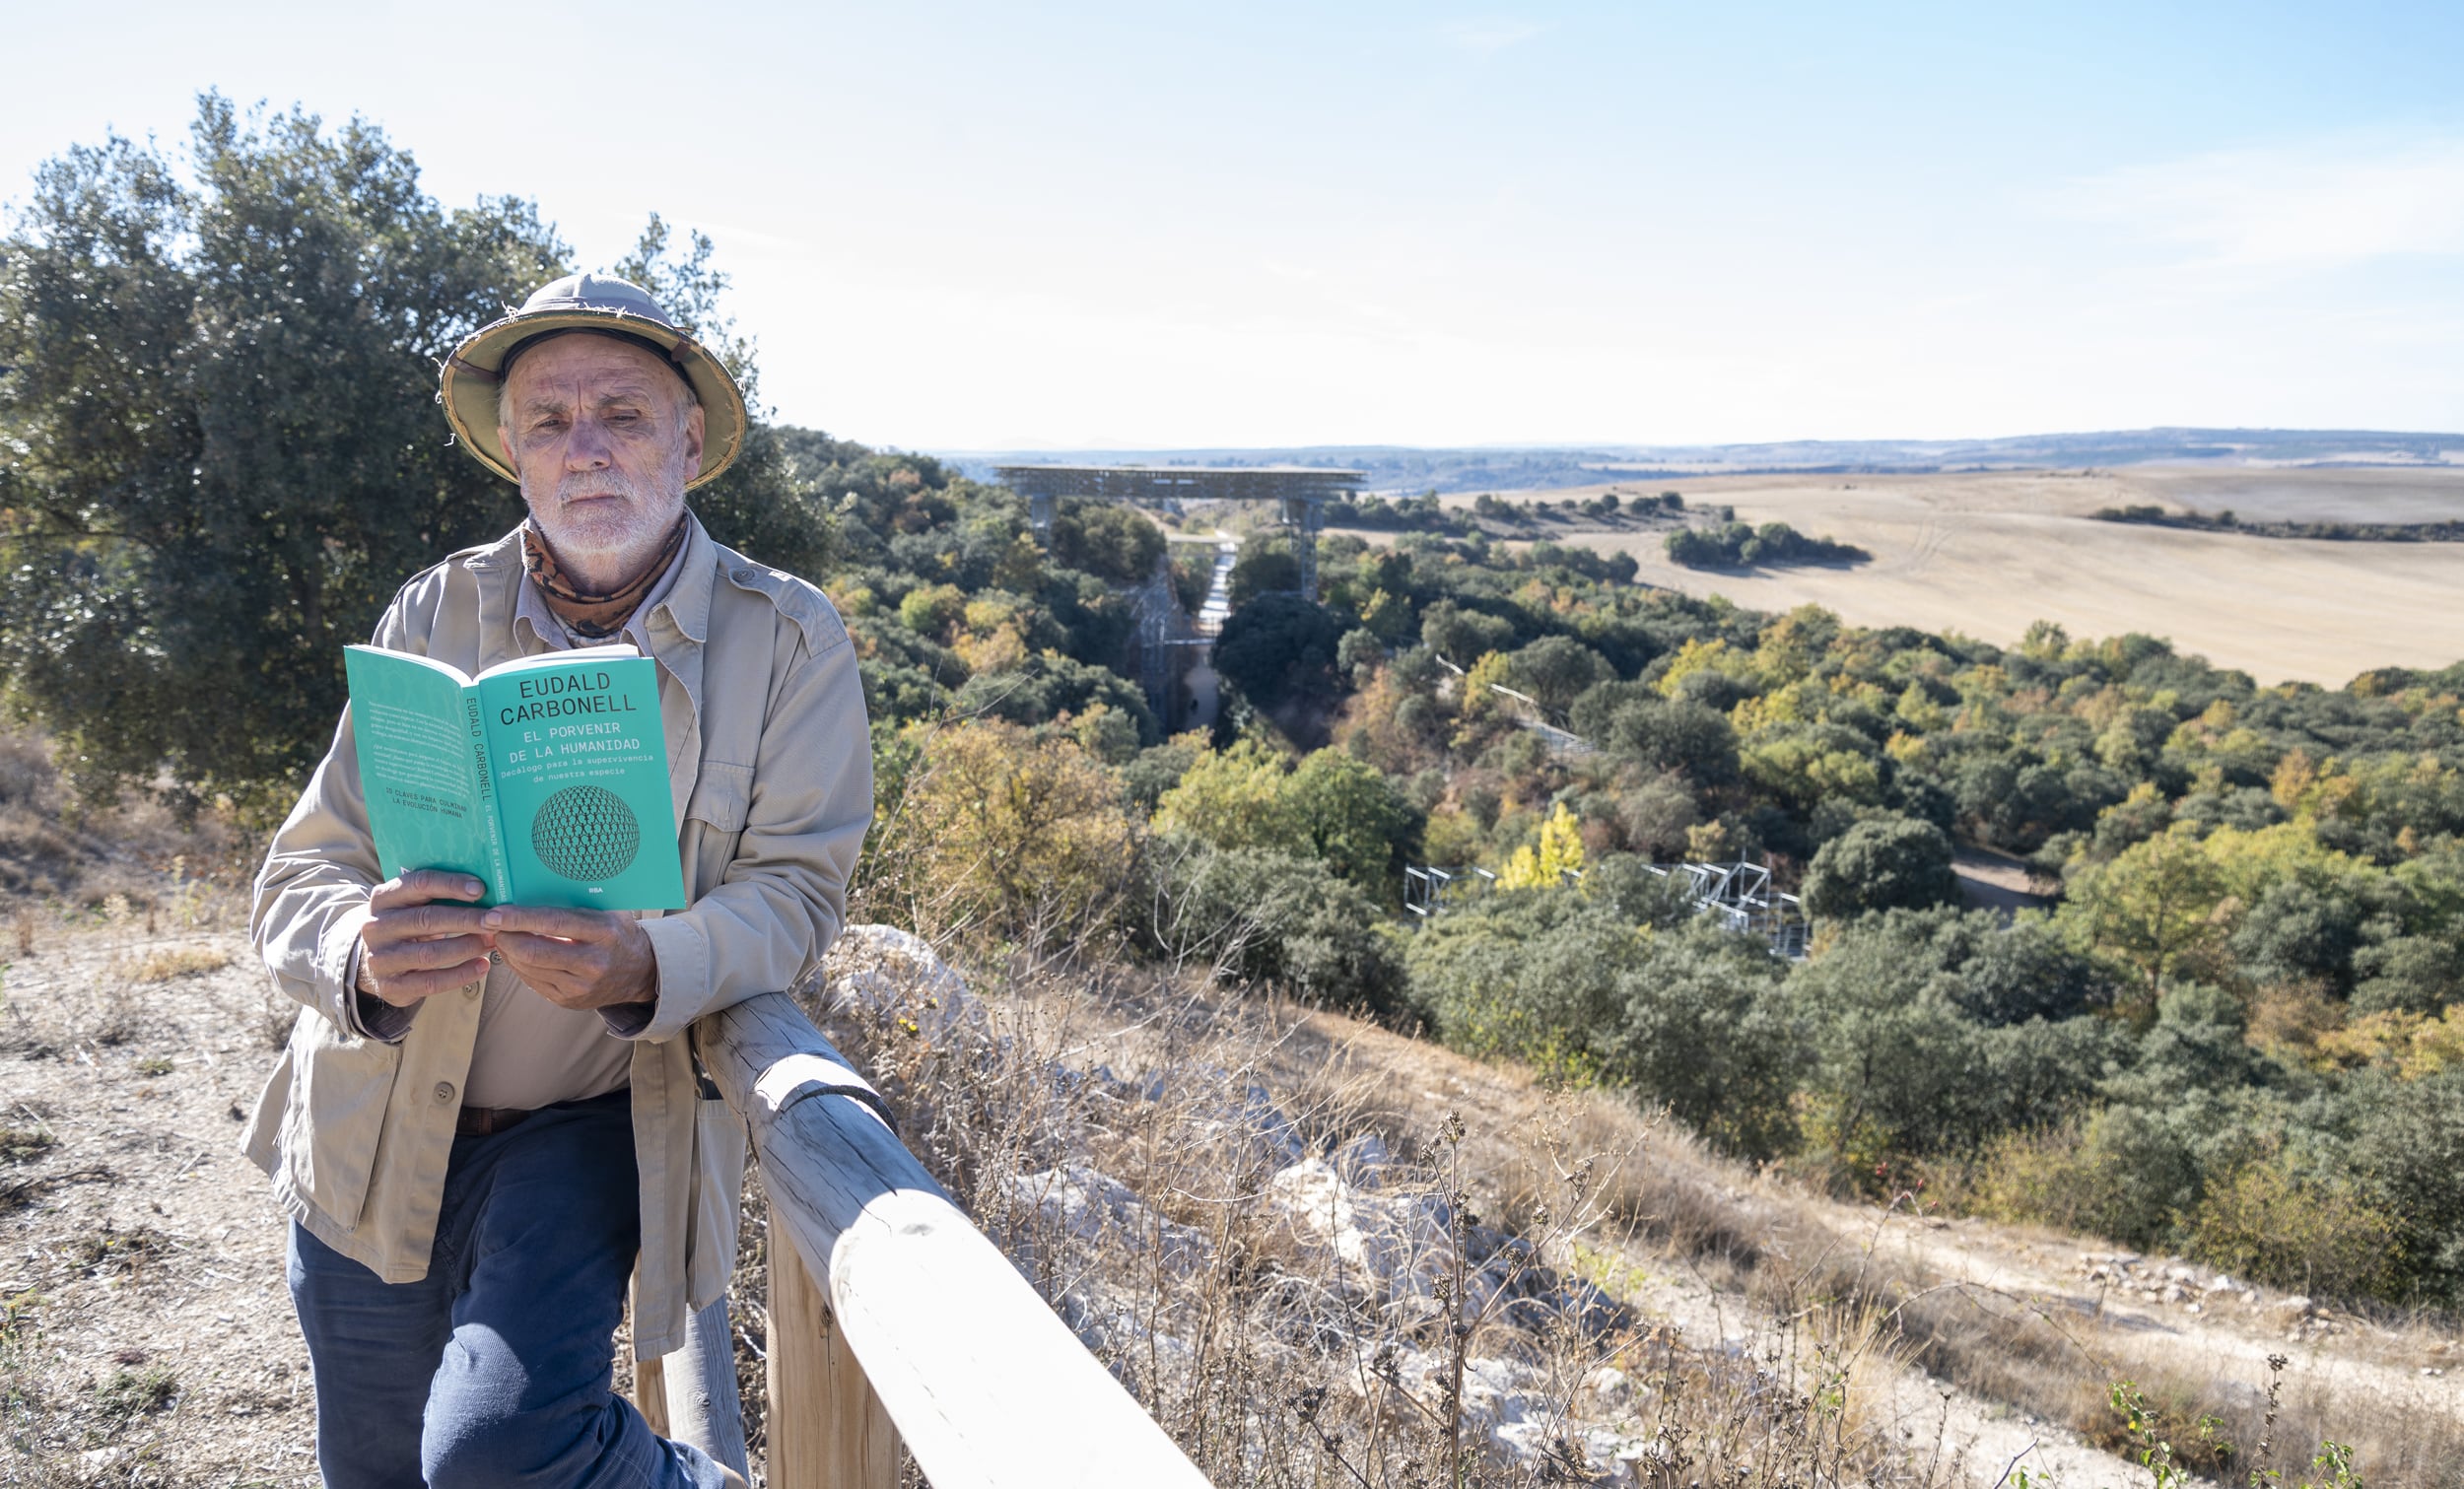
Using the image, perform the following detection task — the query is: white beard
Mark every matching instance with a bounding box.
[522,458,689,587]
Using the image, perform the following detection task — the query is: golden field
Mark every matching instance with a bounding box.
[1452,466,2464,686]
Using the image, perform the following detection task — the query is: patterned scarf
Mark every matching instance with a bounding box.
[520,512,691,640]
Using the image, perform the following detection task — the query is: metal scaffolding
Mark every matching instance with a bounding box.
[1404,857,1809,959]
[1644,859,1811,960]
[1403,865,1498,917]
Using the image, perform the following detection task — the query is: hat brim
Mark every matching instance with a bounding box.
[439,308,747,490]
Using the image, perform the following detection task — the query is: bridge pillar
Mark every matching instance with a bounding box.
[1278,492,1327,603]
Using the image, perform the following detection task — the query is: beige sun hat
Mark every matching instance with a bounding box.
[439,272,747,490]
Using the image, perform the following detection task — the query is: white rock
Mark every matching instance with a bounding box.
[1008,1160,1213,1275]
[1335,1132,1394,1188]
[1582,1364,1633,1410]
[819,923,982,1036]
[1267,1157,1450,1301]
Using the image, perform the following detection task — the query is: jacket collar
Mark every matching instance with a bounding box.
[466,510,717,649]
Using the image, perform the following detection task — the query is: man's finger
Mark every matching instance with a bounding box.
[492,931,598,976]
[481,905,620,941]
[365,904,495,947]
[371,870,489,912]
[370,933,494,976]
[373,960,492,1005]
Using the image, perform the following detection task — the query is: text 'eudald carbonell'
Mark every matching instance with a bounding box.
[496,668,642,725]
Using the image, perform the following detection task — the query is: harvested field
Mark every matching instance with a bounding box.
[1407,467,2464,686]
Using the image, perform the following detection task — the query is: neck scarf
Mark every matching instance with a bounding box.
[520,512,691,641]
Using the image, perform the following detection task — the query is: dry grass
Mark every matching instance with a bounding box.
[0,919,311,1485]
[793,947,1972,1486]
[0,729,249,921]
[129,945,232,982]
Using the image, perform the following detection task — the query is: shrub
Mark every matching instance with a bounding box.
[1601,699,1739,785]
[1801,816,1960,920]
[1664,520,1866,570]
[1598,921,1801,1158]
[1507,635,1614,716]
[1417,599,1517,667]
[1144,839,1405,1014]
[1151,739,1307,856]
[874,719,1137,946]
[1403,894,1799,1155]
[1283,749,1422,901]
[1792,916,2122,1168]
[1225,532,1301,606]
[1046,499,1165,584]
[2349,1066,2464,1301]
[2184,1150,2401,1299]
[948,651,1159,745]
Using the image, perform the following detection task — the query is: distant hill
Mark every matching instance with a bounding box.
[941,427,2464,496]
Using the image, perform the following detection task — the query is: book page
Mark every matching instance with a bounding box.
[343,645,494,889]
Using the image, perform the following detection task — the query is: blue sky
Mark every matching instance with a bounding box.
[6,2,2460,448]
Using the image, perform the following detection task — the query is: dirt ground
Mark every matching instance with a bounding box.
[1,916,316,1486]
[1400,466,2464,686]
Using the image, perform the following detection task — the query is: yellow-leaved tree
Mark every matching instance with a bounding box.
[875,719,1137,946]
[1499,801,1586,889]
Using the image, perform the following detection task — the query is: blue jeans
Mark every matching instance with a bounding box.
[286,1090,726,1489]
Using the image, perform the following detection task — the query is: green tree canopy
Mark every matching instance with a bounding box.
[0,98,563,812]
[1801,816,1961,920]
[1284,749,1422,900]
[0,99,826,816]
[1212,594,1343,737]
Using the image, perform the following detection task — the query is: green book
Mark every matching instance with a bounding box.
[343,643,686,911]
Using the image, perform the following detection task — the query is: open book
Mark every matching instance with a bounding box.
[343,643,686,911]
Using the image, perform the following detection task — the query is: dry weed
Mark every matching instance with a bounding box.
[790,945,1947,1486]
[129,945,231,982]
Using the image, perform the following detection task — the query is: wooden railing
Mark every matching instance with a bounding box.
[634,990,1212,1488]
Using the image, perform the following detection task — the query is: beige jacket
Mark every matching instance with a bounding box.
[244,516,871,1358]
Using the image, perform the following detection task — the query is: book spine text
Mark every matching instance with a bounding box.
[463,691,514,903]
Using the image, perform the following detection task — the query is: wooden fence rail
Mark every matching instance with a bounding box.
[649,989,1212,1489]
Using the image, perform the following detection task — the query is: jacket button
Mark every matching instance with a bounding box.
[434,1082,455,1104]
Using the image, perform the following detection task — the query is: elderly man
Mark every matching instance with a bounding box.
[246,274,871,1489]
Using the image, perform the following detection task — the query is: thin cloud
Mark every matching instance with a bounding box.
[1439,17,1543,55]
[2052,132,2464,269]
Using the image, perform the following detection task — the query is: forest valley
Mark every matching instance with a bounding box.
[816,440,2464,1317]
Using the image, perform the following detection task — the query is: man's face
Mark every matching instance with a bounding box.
[499,334,705,572]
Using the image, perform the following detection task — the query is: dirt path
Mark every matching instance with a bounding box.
[1874,1213,2463,1439]
[2,921,316,1484]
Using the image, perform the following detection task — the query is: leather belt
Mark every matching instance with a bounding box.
[455,1105,534,1137]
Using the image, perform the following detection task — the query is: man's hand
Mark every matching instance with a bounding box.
[480,906,658,1012]
[359,871,496,1007]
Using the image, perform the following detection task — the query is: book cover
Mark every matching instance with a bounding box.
[344,643,686,911]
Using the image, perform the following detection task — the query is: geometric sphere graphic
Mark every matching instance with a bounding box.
[528,784,643,882]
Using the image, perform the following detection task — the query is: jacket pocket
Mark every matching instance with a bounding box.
[681,760,754,890]
[280,1014,405,1231]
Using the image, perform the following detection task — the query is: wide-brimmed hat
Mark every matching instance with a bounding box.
[439,273,746,490]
